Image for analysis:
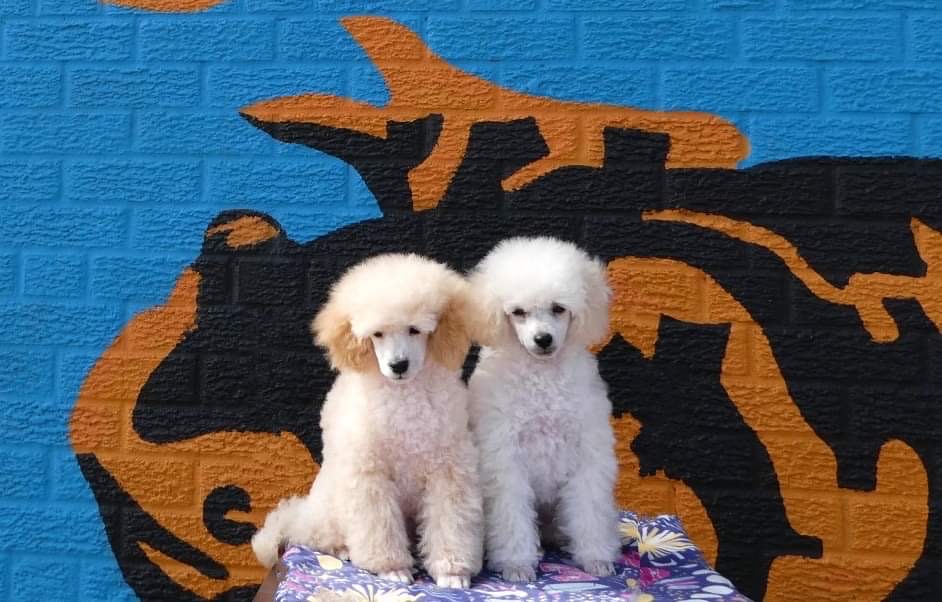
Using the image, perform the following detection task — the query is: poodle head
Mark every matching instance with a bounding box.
[469,237,611,358]
[311,253,472,381]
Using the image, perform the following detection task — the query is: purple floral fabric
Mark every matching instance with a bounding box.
[275,511,752,602]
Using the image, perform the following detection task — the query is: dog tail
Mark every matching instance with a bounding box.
[252,495,307,568]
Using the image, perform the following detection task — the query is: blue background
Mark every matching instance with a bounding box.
[0,0,940,598]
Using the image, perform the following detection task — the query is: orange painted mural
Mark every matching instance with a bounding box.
[69,16,942,602]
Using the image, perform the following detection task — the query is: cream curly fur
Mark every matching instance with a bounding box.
[468,237,621,582]
[252,254,483,589]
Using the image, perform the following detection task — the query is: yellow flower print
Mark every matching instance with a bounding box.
[619,519,641,542]
[635,526,695,559]
[316,554,344,571]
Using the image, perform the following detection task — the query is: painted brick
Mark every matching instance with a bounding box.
[0,66,60,109]
[138,19,275,62]
[101,456,197,506]
[79,561,137,602]
[5,20,133,61]
[846,497,928,552]
[663,68,817,112]
[0,396,71,446]
[788,0,937,7]
[38,0,99,15]
[206,159,346,207]
[742,17,900,61]
[130,207,219,254]
[90,256,190,301]
[23,254,85,298]
[781,555,937,600]
[280,19,378,61]
[829,69,942,113]
[499,65,655,106]
[0,0,32,16]
[916,119,942,156]
[0,206,127,249]
[582,17,734,60]
[346,62,499,107]
[245,0,310,12]
[910,18,942,62]
[0,160,59,204]
[749,117,911,158]
[0,303,121,346]
[0,504,108,553]
[0,556,6,600]
[66,160,201,205]
[312,0,459,9]
[775,492,844,546]
[348,167,381,208]
[57,354,97,405]
[269,208,378,243]
[136,111,274,155]
[0,256,14,297]
[69,67,199,109]
[426,17,576,60]
[0,113,131,154]
[0,350,54,395]
[0,447,48,498]
[468,0,537,9]
[12,559,76,600]
[50,449,93,502]
[206,66,345,109]
[547,0,684,8]
[707,0,774,8]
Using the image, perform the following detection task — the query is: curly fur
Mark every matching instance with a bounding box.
[253,254,483,588]
[467,237,621,581]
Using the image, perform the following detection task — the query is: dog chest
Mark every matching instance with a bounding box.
[371,376,460,472]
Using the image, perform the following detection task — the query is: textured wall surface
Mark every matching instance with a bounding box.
[2,0,942,601]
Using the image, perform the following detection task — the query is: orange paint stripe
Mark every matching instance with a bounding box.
[70,265,317,597]
[242,17,749,211]
[644,209,942,342]
[103,0,222,11]
[607,257,928,601]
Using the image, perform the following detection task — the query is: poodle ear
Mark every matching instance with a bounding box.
[465,277,507,348]
[572,257,612,347]
[311,300,375,372]
[427,292,473,372]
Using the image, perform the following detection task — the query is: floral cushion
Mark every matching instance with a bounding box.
[275,511,751,602]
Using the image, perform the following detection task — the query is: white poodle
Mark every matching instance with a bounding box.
[467,237,620,582]
[252,253,483,589]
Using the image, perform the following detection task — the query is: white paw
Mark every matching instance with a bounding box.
[379,569,414,584]
[336,548,350,561]
[581,559,615,577]
[501,565,536,582]
[435,574,470,589]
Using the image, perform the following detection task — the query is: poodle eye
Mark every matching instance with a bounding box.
[373,331,383,338]
[551,304,566,315]
[511,308,527,317]
[408,326,420,335]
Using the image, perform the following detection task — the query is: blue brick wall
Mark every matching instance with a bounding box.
[0,0,940,599]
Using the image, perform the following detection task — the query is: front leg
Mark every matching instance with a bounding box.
[419,443,484,589]
[557,417,620,576]
[481,443,541,582]
[344,472,414,583]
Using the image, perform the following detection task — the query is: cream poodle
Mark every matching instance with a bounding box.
[467,237,620,582]
[252,253,483,588]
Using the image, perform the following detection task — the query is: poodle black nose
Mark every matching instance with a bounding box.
[534,333,553,349]
[390,359,410,375]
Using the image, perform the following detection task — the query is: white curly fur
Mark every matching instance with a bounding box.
[252,254,483,589]
[467,237,621,582]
